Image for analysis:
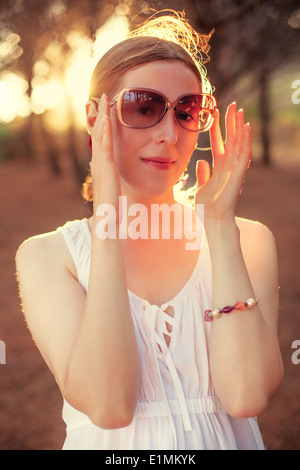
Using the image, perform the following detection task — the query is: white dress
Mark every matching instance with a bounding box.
[57,218,265,450]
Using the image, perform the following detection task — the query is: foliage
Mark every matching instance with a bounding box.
[0,0,299,168]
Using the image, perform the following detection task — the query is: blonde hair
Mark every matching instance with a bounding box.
[82,10,213,202]
[129,10,213,93]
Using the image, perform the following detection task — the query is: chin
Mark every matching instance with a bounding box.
[121,174,176,199]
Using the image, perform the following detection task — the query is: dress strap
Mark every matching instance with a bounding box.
[56,219,90,291]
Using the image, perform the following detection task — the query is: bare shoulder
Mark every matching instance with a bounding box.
[236,216,276,249]
[16,228,76,278]
[16,226,85,380]
[17,229,61,258]
[236,216,274,237]
[235,216,278,275]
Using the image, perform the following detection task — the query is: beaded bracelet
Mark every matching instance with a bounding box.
[204,298,258,322]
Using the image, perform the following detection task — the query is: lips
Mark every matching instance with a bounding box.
[141,157,175,170]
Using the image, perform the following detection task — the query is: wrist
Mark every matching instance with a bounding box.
[204,218,241,256]
[90,210,120,242]
[204,216,240,238]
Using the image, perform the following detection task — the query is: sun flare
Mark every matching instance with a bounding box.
[0,13,129,128]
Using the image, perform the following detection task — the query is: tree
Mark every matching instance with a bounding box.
[1,0,299,176]
[182,0,300,164]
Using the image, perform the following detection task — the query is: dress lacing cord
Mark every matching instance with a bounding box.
[142,301,193,449]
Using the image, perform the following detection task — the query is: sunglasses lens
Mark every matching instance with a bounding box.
[176,94,215,132]
[118,90,216,131]
[121,90,166,128]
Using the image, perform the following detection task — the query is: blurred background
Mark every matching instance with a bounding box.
[0,0,299,450]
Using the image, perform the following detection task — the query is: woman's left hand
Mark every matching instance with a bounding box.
[195,102,252,223]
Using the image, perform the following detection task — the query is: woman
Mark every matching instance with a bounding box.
[16,11,283,450]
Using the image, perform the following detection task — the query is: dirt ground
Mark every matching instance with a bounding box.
[0,155,299,450]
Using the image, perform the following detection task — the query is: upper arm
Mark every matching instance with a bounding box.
[16,232,86,390]
[237,217,280,337]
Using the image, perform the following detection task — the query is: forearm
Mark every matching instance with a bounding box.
[64,226,139,428]
[206,219,283,417]
[63,96,140,428]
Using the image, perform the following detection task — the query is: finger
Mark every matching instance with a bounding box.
[225,102,237,155]
[102,115,114,162]
[92,94,108,138]
[240,122,252,168]
[196,160,211,188]
[230,123,252,196]
[102,95,114,163]
[103,93,111,118]
[92,118,114,169]
[234,108,245,159]
[209,109,224,169]
[90,95,113,173]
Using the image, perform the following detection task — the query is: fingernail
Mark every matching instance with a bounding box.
[100,93,108,106]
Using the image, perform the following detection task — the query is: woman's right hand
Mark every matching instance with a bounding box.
[89,94,121,213]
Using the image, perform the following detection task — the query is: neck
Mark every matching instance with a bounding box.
[120,180,177,211]
[116,181,188,244]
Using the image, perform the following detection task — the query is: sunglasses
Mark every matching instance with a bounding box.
[91,88,217,133]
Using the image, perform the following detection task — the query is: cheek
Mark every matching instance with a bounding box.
[111,117,148,166]
[110,118,127,166]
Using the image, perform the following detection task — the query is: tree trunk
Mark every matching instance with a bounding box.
[259,69,271,165]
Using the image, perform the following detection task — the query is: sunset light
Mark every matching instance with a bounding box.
[0,72,31,122]
[0,12,129,127]
[64,13,129,127]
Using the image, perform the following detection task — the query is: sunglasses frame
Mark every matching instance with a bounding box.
[91,88,217,133]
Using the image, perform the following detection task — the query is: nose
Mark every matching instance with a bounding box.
[154,108,178,146]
